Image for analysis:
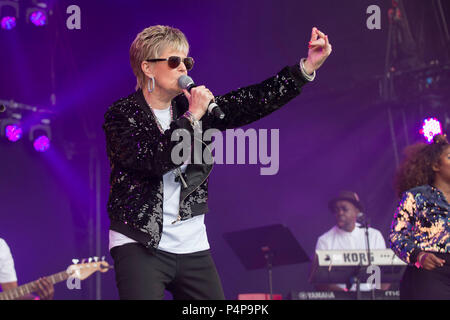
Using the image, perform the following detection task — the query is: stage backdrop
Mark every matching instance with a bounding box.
[1,0,448,299]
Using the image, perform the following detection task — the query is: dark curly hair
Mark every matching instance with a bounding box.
[395,134,449,198]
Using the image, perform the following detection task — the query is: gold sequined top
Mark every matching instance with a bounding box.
[389,185,450,265]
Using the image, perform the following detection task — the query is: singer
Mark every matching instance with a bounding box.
[390,134,450,300]
[102,25,331,300]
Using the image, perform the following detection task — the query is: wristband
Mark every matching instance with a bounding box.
[182,110,201,131]
[299,58,316,82]
[415,252,428,269]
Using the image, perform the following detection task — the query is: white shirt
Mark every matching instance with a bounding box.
[109,106,210,254]
[0,238,18,283]
[315,223,386,291]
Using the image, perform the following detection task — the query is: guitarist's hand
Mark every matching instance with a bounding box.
[35,277,54,300]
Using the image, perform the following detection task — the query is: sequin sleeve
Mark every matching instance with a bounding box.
[103,103,195,177]
[202,65,309,131]
[389,192,421,265]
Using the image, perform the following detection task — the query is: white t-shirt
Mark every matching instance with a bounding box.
[109,106,210,254]
[315,223,386,291]
[0,238,18,283]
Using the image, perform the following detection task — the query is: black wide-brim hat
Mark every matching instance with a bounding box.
[328,190,364,213]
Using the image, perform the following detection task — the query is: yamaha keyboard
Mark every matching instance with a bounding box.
[310,249,406,284]
[289,290,400,300]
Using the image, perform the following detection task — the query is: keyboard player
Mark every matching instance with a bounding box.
[310,191,390,291]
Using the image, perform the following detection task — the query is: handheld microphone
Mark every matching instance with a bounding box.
[178,75,225,120]
[357,212,371,228]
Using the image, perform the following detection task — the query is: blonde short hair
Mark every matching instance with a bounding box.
[130,25,190,90]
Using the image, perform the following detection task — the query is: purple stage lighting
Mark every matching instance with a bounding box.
[33,135,50,152]
[5,125,22,142]
[1,16,16,30]
[29,10,47,26]
[420,118,442,143]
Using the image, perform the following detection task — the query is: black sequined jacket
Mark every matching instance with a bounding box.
[103,65,310,251]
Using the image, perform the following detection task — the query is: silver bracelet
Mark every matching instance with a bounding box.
[182,110,201,131]
[300,58,316,82]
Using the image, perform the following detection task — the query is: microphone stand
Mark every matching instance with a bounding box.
[359,216,375,300]
[262,247,274,300]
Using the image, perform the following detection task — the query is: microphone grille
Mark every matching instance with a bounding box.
[178,75,194,89]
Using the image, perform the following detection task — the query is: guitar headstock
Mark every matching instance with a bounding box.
[66,256,111,280]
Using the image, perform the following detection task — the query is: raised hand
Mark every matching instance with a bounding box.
[303,27,332,75]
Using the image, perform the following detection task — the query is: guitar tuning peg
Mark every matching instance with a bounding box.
[81,258,87,264]
[88,257,93,263]
[101,256,105,261]
[72,259,79,265]
[93,256,99,262]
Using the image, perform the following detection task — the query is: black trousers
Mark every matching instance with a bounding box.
[400,252,450,300]
[110,243,225,300]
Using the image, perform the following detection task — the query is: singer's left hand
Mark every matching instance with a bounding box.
[303,27,332,75]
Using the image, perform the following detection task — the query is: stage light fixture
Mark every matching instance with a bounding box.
[5,124,22,142]
[26,1,48,27]
[0,113,22,142]
[29,9,46,26]
[0,0,19,30]
[1,15,15,29]
[29,118,51,152]
[33,135,50,152]
[420,117,442,143]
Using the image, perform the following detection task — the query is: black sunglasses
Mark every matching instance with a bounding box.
[146,56,194,71]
